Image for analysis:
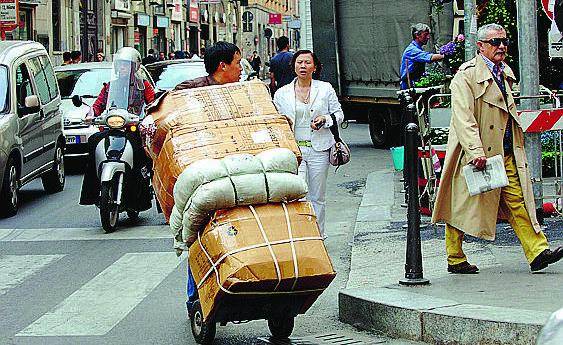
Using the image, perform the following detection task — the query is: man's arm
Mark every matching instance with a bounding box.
[90,83,109,118]
[431,53,445,62]
[450,73,486,167]
[269,72,277,94]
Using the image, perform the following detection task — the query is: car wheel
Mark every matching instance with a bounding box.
[0,157,19,217]
[368,107,392,149]
[42,143,65,193]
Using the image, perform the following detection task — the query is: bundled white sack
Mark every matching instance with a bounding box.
[170,148,307,249]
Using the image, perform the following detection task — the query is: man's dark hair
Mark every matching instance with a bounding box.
[253,51,258,54]
[291,50,323,79]
[148,48,155,55]
[204,41,241,74]
[276,36,289,51]
[63,51,71,62]
[70,50,82,60]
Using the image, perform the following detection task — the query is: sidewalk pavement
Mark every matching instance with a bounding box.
[339,153,563,345]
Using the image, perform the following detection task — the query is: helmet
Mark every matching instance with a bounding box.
[113,47,141,71]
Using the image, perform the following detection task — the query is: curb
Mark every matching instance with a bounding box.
[339,168,551,344]
[339,288,549,345]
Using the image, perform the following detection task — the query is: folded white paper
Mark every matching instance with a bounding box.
[462,154,509,196]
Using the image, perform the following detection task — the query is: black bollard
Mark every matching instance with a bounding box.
[399,123,429,286]
[402,103,417,206]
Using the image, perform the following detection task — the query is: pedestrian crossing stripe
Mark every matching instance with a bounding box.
[0,255,66,296]
[16,252,182,337]
[0,226,171,242]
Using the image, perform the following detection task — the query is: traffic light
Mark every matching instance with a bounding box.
[555,0,563,33]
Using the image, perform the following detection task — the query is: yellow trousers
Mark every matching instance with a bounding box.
[446,154,549,265]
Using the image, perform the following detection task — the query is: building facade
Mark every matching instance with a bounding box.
[0,0,306,65]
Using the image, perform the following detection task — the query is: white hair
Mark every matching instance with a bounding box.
[412,23,431,39]
[477,23,506,41]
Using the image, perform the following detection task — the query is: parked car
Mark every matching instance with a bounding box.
[145,57,257,91]
[55,62,155,156]
[145,59,208,91]
[0,41,65,217]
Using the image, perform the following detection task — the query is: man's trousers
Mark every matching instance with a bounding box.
[446,154,549,265]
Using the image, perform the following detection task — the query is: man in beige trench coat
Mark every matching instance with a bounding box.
[432,23,563,274]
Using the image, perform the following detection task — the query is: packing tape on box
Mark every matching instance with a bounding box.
[196,203,324,295]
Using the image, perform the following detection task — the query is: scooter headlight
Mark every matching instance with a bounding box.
[106,115,126,129]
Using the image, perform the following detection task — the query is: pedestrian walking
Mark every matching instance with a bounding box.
[142,49,158,65]
[71,50,82,64]
[61,51,72,65]
[250,50,261,75]
[96,50,105,62]
[399,23,445,89]
[432,23,563,274]
[269,36,296,94]
[273,50,344,237]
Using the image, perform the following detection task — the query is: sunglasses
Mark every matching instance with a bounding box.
[480,38,510,47]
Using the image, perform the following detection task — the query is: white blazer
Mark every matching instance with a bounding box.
[273,79,344,152]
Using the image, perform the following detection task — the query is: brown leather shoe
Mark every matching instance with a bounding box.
[448,261,479,274]
[530,247,563,272]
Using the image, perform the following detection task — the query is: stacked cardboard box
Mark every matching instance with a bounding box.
[147,81,301,220]
[189,202,336,320]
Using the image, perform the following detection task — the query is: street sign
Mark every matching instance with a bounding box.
[282,15,292,22]
[268,13,281,25]
[0,0,18,32]
[542,0,555,20]
[549,24,563,58]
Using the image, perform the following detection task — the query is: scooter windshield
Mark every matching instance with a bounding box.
[106,60,144,113]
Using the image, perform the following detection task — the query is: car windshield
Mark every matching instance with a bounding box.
[56,68,111,99]
[0,66,7,113]
[148,62,207,90]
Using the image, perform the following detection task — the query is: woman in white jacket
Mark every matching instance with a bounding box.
[273,50,344,237]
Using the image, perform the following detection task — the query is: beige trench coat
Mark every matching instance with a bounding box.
[431,55,541,240]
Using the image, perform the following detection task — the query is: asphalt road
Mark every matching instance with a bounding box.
[0,123,423,345]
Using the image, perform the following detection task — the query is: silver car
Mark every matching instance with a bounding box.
[55,62,155,156]
[0,41,65,217]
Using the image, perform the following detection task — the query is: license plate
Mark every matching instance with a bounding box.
[65,135,80,144]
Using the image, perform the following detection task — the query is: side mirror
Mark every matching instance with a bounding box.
[24,95,40,113]
[71,95,83,107]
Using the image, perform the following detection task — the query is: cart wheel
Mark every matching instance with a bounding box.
[268,316,295,339]
[190,300,216,345]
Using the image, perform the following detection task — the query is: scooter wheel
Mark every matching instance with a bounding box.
[100,178,119,233]
[268,315,294,339]
[190,300,216,345]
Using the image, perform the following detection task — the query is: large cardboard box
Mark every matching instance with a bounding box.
[189,202,336,321]
[147,81,301,220]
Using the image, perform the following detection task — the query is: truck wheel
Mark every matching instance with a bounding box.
[268,316,294,339]
[190,300,216,345]
[41,143,65,193]
[100,176,120,233]
[0,157,19,217]
[368,107,392,148]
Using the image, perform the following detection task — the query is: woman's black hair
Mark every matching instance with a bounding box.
[291,50,322,79]
[204,41,241,74]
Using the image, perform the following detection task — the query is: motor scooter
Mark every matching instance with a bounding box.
[73,95,153,232]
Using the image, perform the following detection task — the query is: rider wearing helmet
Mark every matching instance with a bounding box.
[80,47,155,209]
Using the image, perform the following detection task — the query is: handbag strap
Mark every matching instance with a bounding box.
[329,113,342,143]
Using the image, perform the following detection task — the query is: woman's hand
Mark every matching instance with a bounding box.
[310,115,326,130]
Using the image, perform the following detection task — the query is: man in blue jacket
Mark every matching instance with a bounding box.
[400,23,445,89]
